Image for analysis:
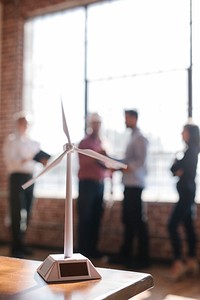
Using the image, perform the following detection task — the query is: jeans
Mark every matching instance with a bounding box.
[9,173,34,254]
[120,186,149,263]
[167,184,196,259]
[77,180,104,257]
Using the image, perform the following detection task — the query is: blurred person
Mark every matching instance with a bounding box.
[77,112,109,259]
[168,123,200,280]
[3,111,49,258]
[111,109,149,269]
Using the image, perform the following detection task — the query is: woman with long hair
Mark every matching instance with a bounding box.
[168,123,200,280]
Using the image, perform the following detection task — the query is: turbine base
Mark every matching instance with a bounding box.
[37,253,101,282]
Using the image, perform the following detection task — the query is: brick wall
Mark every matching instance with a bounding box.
[0,0,200,262]
[1,196,200,261]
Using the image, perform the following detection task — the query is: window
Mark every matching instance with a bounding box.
[23,0,200,202]
[23,8,86,198]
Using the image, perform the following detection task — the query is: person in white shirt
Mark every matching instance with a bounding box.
[110,109,149,269]
[3,111,48,258]
[120,109,149,269]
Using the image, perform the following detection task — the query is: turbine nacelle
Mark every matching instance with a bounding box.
[63,143,74,152]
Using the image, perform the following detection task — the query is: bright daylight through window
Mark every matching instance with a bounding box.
[23,0,200,202]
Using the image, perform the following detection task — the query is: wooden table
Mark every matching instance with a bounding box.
[0,256,153,300]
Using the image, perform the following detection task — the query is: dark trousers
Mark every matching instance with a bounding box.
[9,173,34,253]
[167,185,196,260]
[120,187,149,263]
[77,180,104,257]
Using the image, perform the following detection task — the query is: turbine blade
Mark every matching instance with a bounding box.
[75,147,127,170]
[61,100,71,145]
[22,149,70,190]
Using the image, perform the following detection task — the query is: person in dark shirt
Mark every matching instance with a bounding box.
[168,123,200,280]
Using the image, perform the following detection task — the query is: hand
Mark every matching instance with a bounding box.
[122,166,129,173]
[107,168,117,173]
[174,169,184,177]
[99,149,107,156]
[40,158,49,166]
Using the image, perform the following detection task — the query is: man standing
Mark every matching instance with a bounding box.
[3,111,49,258]
[120,109,149,269]
[77,113,108,259]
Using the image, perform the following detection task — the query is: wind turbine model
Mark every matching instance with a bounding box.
[22,102,127,283]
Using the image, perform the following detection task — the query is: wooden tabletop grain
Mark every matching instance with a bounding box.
[0,256,153,300]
